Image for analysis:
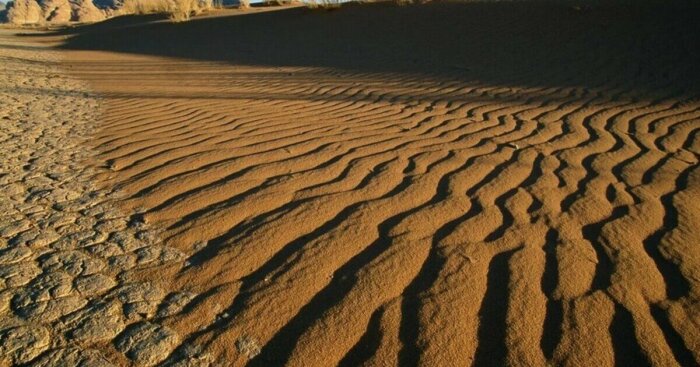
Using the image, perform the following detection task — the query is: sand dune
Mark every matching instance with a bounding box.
[4,1,699,365]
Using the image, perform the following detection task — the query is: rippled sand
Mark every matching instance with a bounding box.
[2,1,700,366]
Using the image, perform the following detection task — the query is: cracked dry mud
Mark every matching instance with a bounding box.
[0,30,206,366]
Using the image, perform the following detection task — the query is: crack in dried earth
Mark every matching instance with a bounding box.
[0,29,208,366]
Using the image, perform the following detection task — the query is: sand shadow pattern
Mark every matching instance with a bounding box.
[19,1,700,365]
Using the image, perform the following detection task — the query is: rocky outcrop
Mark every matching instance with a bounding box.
[6,0,44,24]
[71,0,105,22]
[5,0,106,24]
[40,0,72,23]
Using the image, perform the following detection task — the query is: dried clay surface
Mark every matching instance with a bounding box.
[0,29,208,366]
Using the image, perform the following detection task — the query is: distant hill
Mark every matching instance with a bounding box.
[4,0,107,24]
[1,0,242,25]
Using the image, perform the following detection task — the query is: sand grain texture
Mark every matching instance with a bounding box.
[3,1,700,366]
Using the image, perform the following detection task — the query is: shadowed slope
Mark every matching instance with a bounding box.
[57,1,700,94]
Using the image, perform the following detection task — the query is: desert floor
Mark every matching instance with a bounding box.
[1,1,700,366]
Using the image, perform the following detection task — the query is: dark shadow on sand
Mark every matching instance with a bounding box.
[43,0,700,96]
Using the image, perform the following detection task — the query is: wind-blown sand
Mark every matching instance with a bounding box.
[2,1,700,366]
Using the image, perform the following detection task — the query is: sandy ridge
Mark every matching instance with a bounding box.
[78,57,700,366]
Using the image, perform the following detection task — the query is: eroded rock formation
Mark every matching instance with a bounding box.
[5,0,107,24]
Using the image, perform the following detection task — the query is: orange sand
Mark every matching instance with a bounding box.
[51,1,700,365]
